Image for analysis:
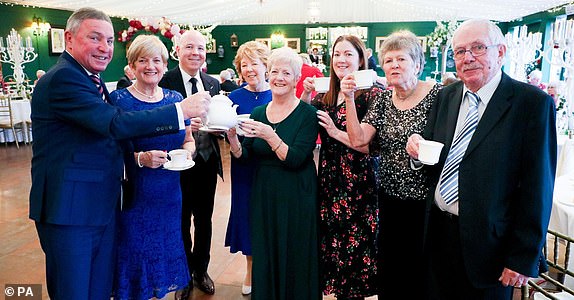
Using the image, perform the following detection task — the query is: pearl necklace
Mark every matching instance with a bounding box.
[132,85,157,100]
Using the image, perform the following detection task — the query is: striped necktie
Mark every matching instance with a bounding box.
[439,91,480,205]
[89,74,104,99]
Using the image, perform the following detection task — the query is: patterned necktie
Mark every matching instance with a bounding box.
[90,74,104,99]
[190,77,198,95]
[439,91,480,205]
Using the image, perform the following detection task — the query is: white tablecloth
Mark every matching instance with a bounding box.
[557,135,574,177]
[549,172,574,289]
[0,99,32,143]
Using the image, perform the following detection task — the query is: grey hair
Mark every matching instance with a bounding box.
[454,19,506,47]
[220,70,231,81]
[268,47,302,79]
[66,7,111,34]
[378,30,425,77]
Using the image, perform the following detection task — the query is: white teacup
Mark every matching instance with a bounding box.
[236,114,252,136]
[418,140,444,165]
[353,70,375,89]
[314,77,330,93]
[168,149,189,167]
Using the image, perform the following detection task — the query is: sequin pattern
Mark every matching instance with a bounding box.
[363,83,442,200]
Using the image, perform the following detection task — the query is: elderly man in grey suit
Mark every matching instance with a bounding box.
[407,19,556,300]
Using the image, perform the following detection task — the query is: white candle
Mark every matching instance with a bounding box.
[550,22,554,43]
[25,36,31,49]
[521,25,528,39]
[0,37,4,49]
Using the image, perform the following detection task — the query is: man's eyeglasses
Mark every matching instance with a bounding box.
[453,44,499,60]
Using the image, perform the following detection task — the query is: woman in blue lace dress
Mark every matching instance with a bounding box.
[225,40,272,296]
[110,35,195,300]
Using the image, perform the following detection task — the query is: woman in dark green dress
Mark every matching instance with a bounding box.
[227,46,320,300]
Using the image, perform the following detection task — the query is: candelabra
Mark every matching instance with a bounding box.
[0,28,38,92]
[505,25,543,83]
[545,19,574,134]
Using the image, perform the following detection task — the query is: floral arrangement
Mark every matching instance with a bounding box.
[117,17,217,53]
[426,20,460,49]
[117,17,187,42]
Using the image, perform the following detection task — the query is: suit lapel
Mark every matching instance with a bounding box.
[442,85,464,153]
[200,72,216,96]
[464,73,513,157]
[171,66,187,97]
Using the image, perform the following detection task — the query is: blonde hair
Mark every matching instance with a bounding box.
[126,35,169,66]
[233,41,271,78]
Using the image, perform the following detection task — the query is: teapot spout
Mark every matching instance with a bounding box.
[232,104,239,111]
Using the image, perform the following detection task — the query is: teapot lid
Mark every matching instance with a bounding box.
[212,93,232,102]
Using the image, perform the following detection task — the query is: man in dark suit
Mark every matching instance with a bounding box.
[116,64,135,90]
[406,19,556,299]
[159,29,221,297]
[29,8,210,300]
[219,69,239,92]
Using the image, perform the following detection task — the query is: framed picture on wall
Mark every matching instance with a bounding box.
[375,36,428,53]
[375,36,387,53]
[49,28,65,55]
[255,38,271,49]
[285,38,300,53]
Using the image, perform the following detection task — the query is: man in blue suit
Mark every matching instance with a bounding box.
[29,7,210,300]
[406,19,556,299]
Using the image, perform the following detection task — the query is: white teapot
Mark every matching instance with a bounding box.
[206,92,238,130]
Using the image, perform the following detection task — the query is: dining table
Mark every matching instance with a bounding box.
[557,134,574,177]
[548,171,574,290]
[0,97,32,143]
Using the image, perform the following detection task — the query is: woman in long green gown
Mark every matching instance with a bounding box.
[227,47,320,300]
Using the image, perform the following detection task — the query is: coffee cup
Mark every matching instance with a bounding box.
[314,77,330,93]
[168,149,189,167]
[353,70,375,89]
[236,114,252,136]
[418,140,444,165]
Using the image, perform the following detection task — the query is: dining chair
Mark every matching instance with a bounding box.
[521,229,574,299]
[8,95,32,144]
[0,95,21,148]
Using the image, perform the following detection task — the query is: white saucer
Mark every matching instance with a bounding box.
[199,126,227,133]
[419,160,437,165]
[207,125,230,130]
[163,159,195,171]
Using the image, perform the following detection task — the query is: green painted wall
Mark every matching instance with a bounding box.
[0,3,566,83]
[0,4,129,83]
[208,21,443,79]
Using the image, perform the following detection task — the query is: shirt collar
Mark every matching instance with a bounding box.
[180,67,201,83]
[462,70,502,106]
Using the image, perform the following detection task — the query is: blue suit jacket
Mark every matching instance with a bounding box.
[423,72,556,287]
[29,51,180,226]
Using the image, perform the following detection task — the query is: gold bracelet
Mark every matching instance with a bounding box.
[272,141,283,152]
